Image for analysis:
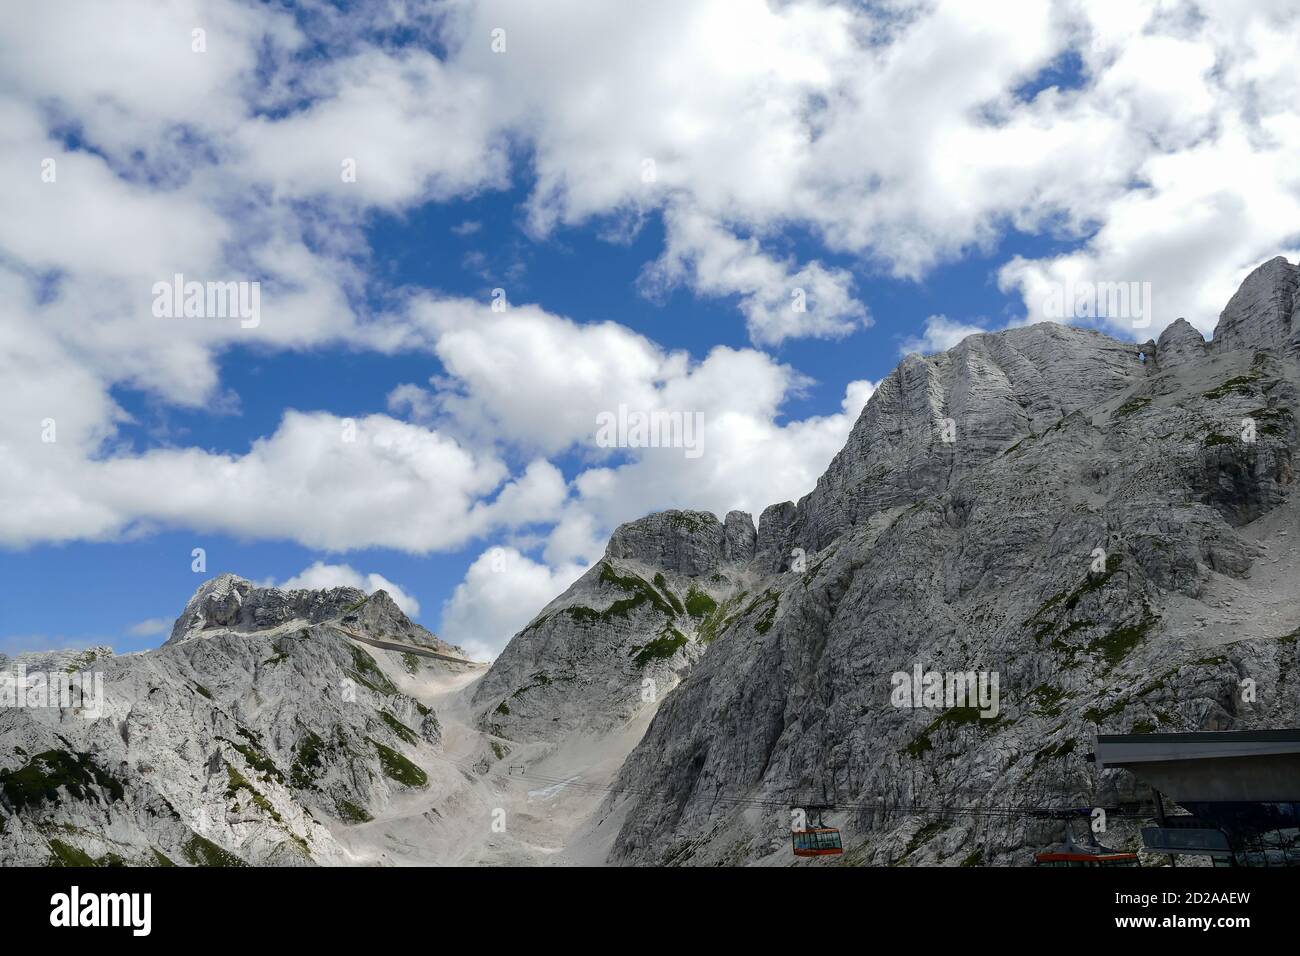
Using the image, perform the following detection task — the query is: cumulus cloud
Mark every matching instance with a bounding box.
[0,409,563,552]
[273,562,422,617]
[642,207,869,345]
[125,618,172,638]
[4,0,1300,644]
[542,374,877,568]
[900,315,990,356]
[440,547,587,660]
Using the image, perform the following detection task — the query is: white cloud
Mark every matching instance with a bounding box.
[233,48,510,209]
[273,562,422,617]
[439,547,587,660]
[542,374,876,568]
[642,206,869,345]
[3,0,1300,633]
[900,315,989,356]
[125,617,172,638]
[0,409,563,552]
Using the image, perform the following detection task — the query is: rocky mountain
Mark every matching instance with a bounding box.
[577,255,1300,865]
[469,510,761,742]
[0,575,478,866]
[4,256,1298,868]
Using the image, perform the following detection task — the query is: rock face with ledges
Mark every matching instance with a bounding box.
[768,324,1146,560]
[1213,256,1299,355]
[471,510,760,742]
[1157,317,1206,369]
[0,577,469,866]
[167,574,461,656]
[585,258,1300,866]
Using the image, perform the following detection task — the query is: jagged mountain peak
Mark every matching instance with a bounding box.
[167,573,366,645]
[604,508,757,575]
[1156,316,1206,368]
[1212,255,1299,355]
[166,573,458,654]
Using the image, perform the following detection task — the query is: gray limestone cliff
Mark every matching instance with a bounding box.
[583,258,1300,865]
[0,576,473,866]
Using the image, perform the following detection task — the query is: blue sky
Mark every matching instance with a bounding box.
[0,204,1086,656]
[2,1,1297,660]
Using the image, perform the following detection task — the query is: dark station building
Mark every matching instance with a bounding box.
[1093,730,1300,866]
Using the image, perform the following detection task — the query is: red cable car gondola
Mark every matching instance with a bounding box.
[791,804,843,857]
[1033,825,1139,867]
[792,828,844,857]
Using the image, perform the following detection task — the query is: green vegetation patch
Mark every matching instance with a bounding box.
[48,839,98,867]
[684,587,718,618]
[698,591,748,644]
[368,738,427,788]
[346,644,397,696]
[1204,374,1259,401]
[379,711,418,746]
[507,670,564,705]
[596,563,679,620]
[1027,554,1124,628]
[64,649,102,673]
[401,652,421,675]
[653,573,685,615]
[631,628,688,667]
[1083,697,1128,725]
[181,834,247,867]
[289,732,325,791]
[1033,739,1076,763]
[219,733,284,785]
[668,512,708,533]
[1086,614,1157,668]
[901,821,948,860]
[0,749,125,811]
[334,798,372,824]
[742,590,781,634]
[1245,405,1294,437]
[1027,685,1070,718]
[225,763,283,823]
[902,707,1002,758]
[1115,396,1152,418]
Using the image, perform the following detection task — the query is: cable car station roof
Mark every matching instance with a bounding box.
[1093,730,1300,804]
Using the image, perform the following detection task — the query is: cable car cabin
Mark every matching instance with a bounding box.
[1033,823,1140,867]
[1033,850,1140,867]
[792,828,843,857]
